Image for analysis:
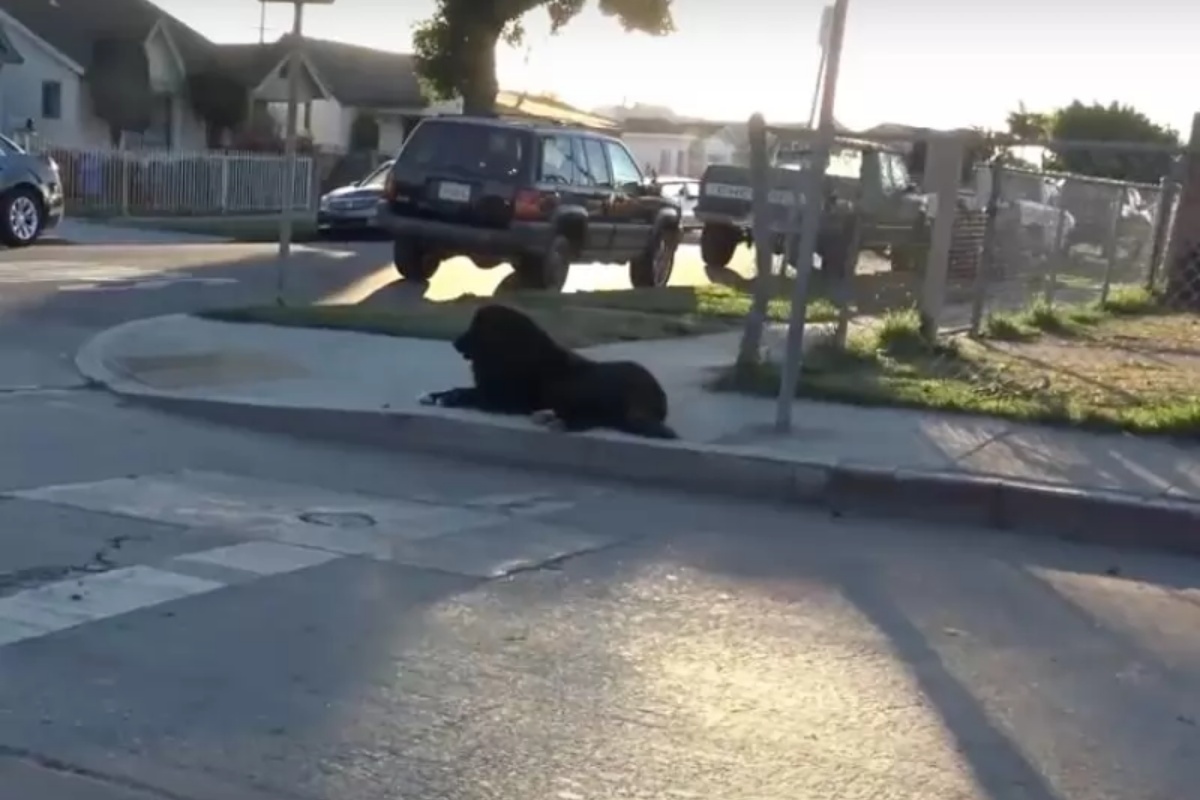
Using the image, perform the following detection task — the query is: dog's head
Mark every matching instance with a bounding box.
[453,303,566,368]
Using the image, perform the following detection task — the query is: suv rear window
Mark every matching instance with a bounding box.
[399,120,529,181]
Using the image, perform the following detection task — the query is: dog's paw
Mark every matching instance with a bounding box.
[417,392,440,407]
[531,409,567,431]
[530,408,558,426]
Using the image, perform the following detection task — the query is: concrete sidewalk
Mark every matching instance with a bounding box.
[42,218,232,245]
[76,313,1200,554]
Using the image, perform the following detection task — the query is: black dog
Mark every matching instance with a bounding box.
[419,304,678,440]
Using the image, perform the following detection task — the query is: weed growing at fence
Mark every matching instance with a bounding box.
[714,286,1200,436]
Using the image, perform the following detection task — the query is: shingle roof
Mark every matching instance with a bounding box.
[214,36,426,109]
[1,0,214,72]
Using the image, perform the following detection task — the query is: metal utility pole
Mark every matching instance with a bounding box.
[774,0,850,432]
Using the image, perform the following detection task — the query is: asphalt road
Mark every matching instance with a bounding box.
[2,387,1200,800]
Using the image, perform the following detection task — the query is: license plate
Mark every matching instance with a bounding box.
[437,181,471,203]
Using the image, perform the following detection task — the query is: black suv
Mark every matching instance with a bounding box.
[376,115,681,291]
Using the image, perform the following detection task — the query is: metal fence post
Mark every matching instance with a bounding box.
[918,132,965,340]
[774,0,849,433]
[1146,175,1177,290]
[1099,186,1125,305]
[969,161,1004,335]
[735,113,774,375]
[219,156,230,214]
[1043,201,1070,305]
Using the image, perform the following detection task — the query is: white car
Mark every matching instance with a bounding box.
[654,176,701,231]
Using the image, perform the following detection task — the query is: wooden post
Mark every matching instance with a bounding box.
[1164,112,1200,309]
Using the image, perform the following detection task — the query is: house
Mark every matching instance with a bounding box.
[0,0,215,149]
[618,117,736,178]
[217,36,425,154]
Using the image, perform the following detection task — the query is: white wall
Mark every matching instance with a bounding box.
[0,15,205,151]
[0,15,88,146]
[267,97,346,150]
[622,132,694,177]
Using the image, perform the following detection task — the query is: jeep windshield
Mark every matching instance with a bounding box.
[398,120,529,181]
[775,147,863,179]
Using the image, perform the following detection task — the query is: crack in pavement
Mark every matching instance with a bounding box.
[0,533,151,597]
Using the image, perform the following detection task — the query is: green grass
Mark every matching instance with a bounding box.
[714,286,1200,437]
[200,284,839,349]
[105,214,321,243]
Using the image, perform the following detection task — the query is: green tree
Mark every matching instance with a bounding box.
[413,0,674,115]
[185,69,249,149]
[88,38,153,147]
[1007,100,1179,183]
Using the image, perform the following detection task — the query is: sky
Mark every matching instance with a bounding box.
[154,0,1200,137]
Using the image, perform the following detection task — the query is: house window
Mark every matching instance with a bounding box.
[41,81,62,120]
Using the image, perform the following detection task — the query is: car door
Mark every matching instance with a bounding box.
[872,152,924,247]
[602,139,656,259]
[562,135,615,260]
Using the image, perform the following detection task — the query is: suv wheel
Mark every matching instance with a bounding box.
[630,226,678,288]
[393,237,439,282]
[514,234,572,291]
[1,188,43,248]
[700,224,738,269]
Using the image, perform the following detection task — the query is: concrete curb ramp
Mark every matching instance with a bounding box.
[76,320,1200,559]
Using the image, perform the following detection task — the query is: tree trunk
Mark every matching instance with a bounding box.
[1165,114,1200,310]
[459,22,500,115]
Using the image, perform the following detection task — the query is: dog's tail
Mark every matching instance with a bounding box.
[616,417,679,440]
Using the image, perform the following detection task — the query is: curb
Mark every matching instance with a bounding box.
[75,323,1200,558]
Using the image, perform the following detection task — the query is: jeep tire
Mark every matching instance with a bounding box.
[700,223,739,269]
[393,237,439,282]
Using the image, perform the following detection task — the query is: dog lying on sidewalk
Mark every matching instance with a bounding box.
[419,303,678,440]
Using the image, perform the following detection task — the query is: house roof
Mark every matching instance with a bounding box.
[0,23,24,66]
[217,36,425,109]
[1,0,213,72]
[497,91,617,131]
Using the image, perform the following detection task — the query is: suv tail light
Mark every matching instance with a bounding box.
[383,172,397,202]
[513,188,550,220]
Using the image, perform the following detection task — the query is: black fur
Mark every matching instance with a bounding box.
[420,304,678,440]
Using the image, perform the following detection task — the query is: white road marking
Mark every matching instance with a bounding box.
[0,261,238,290]
[172,540,341,576]
[8,470,514,560]
[0,566,223,647]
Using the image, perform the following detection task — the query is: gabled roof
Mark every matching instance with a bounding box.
[1,0,213,72]
[0,24,24,66]
[217,36,426,109]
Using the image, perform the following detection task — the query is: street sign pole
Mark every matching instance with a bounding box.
[260,0,334,306]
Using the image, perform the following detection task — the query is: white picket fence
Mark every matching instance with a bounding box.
[42,146,315,217]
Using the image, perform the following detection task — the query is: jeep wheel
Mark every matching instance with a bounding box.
[630,226,678,288]
[0,188,43,248]
[393,238,439,282]
[700,224,738,269]
[514,234,572,291]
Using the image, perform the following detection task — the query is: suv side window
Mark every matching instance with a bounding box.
[539,134,577,184]
[578,137,613,188]
[604,140,642,188]
[883,154,912,193]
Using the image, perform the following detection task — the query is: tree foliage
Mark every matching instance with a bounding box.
[349,111,381,152]
[1005,100,1179,183]
[413,0,674,114]
[185,69,249,148]
[88,38,153,147]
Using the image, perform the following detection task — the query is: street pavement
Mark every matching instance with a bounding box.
[3,240,1200,798]
[3,387,1200,799]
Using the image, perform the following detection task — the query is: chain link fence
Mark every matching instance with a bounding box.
[735,127,1196,429]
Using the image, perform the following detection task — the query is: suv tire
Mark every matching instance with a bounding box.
[514,234,572,291]
[393,237,439,282]
[700,224,738,269]
[630,226,679,288]
[0,187,43,248]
